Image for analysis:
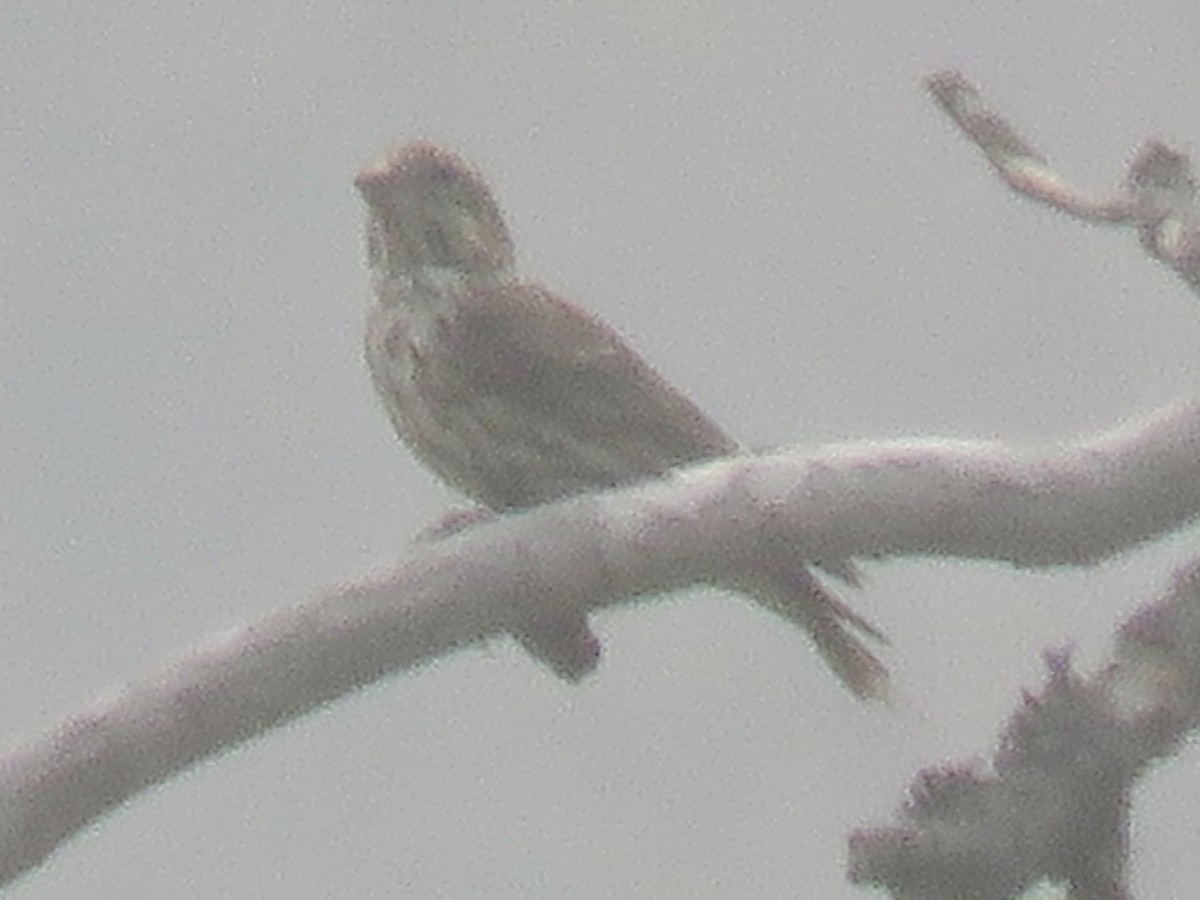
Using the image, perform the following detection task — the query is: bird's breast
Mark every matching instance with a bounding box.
[364,296,494,501]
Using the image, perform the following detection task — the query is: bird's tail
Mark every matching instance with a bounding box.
[737,567,890,702]
[506,565,887,695]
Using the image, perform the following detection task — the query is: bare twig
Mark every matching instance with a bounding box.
[849,558,1200,900]
[927,70,1200,294]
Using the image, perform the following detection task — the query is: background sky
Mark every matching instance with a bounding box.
[4,2,1200,897]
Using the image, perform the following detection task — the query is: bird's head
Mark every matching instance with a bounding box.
[355,142,515,282]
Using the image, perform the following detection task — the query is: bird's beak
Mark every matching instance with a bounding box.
[353,160,394,207]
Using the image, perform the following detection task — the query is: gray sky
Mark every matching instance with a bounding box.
[4,2,1200,897]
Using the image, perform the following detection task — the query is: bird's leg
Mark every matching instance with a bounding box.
[415,505,498,542]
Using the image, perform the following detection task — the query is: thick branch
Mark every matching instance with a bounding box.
[2,397,1200,885]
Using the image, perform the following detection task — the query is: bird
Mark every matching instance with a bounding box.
[354,141,888,699]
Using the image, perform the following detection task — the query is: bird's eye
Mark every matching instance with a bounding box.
[423,222,457,265]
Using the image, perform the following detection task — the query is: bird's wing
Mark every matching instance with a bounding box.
[440,280,739,507]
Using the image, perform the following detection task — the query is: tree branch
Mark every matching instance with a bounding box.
[3,398,1200,885]
[849,557,1200,900]
[835,68,1200,900]
[927,70,1200,296]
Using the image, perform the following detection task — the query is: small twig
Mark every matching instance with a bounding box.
[849,558,1200,899]
[926,70,1200,295]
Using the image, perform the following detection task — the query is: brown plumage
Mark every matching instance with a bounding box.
[356,142,888,699]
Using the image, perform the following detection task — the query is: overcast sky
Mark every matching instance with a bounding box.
[4,2,1200,897]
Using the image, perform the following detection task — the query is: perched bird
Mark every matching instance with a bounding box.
[355,141,888,699]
